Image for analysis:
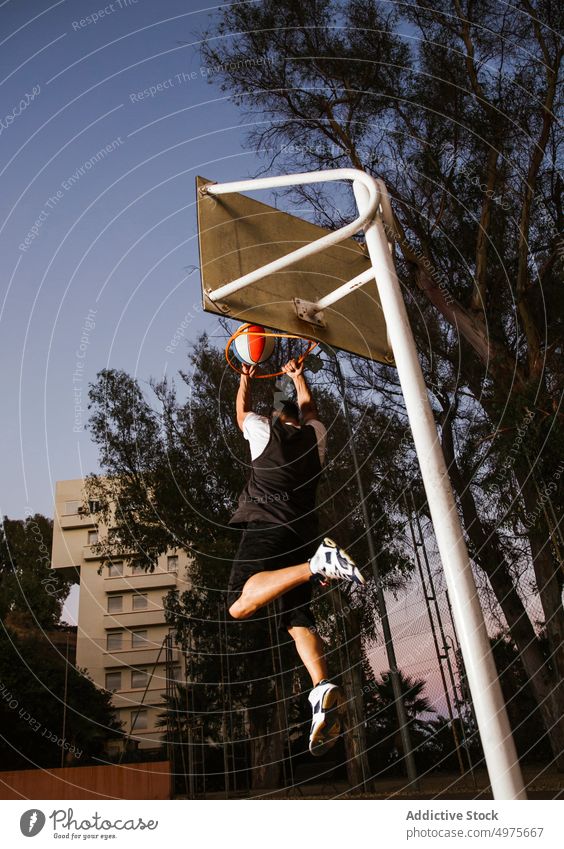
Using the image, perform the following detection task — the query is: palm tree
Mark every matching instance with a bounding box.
[364,669,434,773]
[156,683,201,795]
[156,684,193,745]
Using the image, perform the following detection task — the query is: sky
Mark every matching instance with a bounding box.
[1,0,268,523]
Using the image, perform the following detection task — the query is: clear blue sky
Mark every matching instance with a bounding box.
[0,0,276,520]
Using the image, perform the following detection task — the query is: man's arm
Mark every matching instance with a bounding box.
[281,358,318,423]
[236,363,256,431]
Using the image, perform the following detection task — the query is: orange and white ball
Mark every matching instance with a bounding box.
[233,324,275,365]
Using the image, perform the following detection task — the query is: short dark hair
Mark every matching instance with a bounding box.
[271,400,300,420]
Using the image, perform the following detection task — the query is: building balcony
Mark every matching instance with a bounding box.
[102,571,178,591]
[103,608,167,630]
[57,511,97,531]
[50,561,81,580]
[103,646,182,667]
[109,690,166,711]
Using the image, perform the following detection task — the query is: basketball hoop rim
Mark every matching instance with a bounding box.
[225,323,317,378]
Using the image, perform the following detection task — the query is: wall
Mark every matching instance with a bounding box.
[0,761,171,800]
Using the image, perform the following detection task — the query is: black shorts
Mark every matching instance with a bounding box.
[227,521,319,633]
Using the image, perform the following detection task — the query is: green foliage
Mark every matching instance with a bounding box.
[0,626,122,770]
[491,631,553,763]
[0,514,72,629]
[362,661,436,774]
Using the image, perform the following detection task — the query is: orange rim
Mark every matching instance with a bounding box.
[225,323,317,378]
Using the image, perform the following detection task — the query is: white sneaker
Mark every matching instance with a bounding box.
[309,538,366,586]
[308,680,345,756]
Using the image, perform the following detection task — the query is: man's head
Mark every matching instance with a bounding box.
[271,399,300,425]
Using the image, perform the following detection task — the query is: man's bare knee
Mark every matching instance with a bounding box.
[229,596,256,620]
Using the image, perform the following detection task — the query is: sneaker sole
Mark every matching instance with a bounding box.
[309,687,346,757]
[323,538,367,586]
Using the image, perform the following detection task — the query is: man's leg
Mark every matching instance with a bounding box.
[280,580,346,757]
[289,623,345,758]
[229,561,311,620]
[229,534,362,621]
[287,625,328,687]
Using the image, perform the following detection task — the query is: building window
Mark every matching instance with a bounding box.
[105,671,121,691]
[131,564,146,575]
[108,528,122,543]
[171,665,182,682]
[87,530,98,545]
[131,630,148,649]
[107,595,122,614]
[131,668,149,689]
[107,632,122,651]
[108,561,123,577]
[88,499,101,514]
[132,593,148,611]
[167,555,178,572]
[131,709,148,730]
[64,500,81,515]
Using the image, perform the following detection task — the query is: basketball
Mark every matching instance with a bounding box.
[232,324,275,365]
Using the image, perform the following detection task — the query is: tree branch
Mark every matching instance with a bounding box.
[471,146,499,312]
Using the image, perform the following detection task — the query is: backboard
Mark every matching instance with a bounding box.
[196,176,393,364]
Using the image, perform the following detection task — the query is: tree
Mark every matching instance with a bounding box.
[199,0,563,767]
[490,631,554,764]
[155,683,209,795]
[0,515,115,770]
[0,514,72,629]
[362,664,435,775]
[0,626,122,770]
[422,715,478,774]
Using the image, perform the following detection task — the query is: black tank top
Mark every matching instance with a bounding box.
[230,416,323,539]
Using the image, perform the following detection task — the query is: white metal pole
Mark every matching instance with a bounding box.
[353,179,526,800]
[314,267,375,311]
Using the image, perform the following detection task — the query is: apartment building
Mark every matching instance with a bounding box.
[51,478,191,751]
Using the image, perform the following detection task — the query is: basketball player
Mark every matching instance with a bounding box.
[227,357,366,756]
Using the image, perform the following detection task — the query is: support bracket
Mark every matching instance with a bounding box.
[292,298,326,327]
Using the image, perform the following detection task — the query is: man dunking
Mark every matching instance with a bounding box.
[227,357,366,756]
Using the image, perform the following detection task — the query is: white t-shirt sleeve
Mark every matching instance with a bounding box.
[305,419,327,466]
[242,412,271,460]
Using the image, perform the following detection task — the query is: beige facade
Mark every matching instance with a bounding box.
[51,478,191,750]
